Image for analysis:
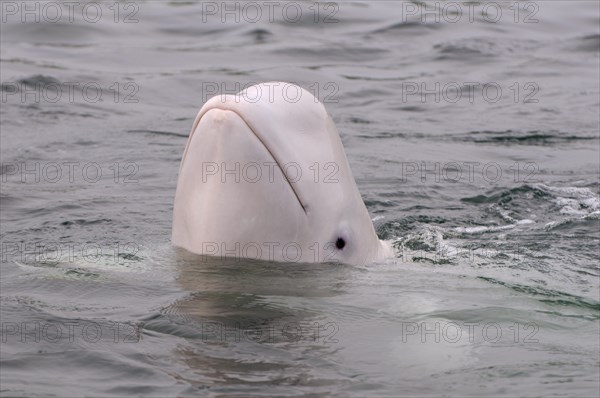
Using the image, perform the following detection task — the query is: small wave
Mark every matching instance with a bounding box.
[244,28,273,43]
[452,220,534,235]
[563,34,600,53]
[433,37,539,61]
[1,75,61,92]
[531,184,600,229]
[460,130,597,145]
[478,277,600,312]
[127,129,188,138]
[369,21,440,36]
[60,218,112,226]
[533,184,598,200]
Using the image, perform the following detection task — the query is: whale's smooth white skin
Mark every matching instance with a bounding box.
[172,82,392,265]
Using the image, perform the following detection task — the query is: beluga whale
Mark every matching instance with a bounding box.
[172,82,393,265]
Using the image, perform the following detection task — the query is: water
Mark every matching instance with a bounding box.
[1,1,599,396]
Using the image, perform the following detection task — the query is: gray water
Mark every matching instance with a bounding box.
[1,1,599,397]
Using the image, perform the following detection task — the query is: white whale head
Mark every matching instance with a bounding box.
[172,82,392,265]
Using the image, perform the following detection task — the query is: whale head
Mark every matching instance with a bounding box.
[172,82,392,265]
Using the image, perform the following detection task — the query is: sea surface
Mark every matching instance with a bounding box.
[1,1,599,396]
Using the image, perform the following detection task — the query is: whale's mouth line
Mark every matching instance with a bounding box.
[187,107,307,216]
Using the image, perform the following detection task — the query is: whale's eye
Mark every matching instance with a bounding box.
[335,238,346,250]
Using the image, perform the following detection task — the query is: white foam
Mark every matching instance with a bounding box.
[534,183,597,199]
[453,224,516,234]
